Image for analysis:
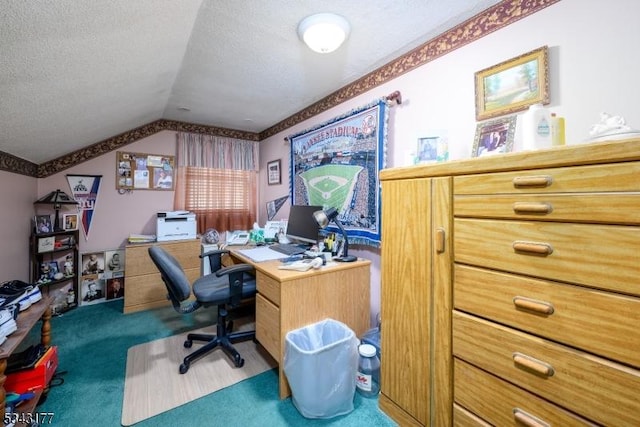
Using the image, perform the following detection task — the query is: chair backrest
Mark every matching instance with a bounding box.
[148,246,192,303]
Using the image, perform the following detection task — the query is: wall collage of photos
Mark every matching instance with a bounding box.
[79,249,125,306]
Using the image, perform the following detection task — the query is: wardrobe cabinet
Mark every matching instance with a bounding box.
[379,176,452,426]
[379,138,640,426]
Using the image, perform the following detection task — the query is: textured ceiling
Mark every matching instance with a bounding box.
[1,0,501,164]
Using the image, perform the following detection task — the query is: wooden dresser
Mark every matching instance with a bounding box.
[124,239,201,313]
[379,138,640,426]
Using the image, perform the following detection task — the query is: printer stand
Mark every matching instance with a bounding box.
[123,239,201,313]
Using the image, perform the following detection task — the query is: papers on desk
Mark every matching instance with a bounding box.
[237,246,287,263]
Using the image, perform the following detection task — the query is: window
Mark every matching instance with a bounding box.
[175,133,259,233]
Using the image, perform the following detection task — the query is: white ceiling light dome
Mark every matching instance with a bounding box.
[297,13,350,54]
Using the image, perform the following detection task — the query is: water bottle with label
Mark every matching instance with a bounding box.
[356,344,380,397]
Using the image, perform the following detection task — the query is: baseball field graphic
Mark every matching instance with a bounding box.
[288,100,388,246]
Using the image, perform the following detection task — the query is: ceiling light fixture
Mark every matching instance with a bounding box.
[297,13,350,54]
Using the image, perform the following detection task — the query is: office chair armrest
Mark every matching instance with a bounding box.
[200,249,230,259]
[200,249,230,273]
[215,264,255,307]
[214,264,253,277]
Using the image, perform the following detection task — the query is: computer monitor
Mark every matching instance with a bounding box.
[285,204,323,245]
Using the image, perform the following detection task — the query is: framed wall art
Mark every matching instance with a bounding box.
[472,116,517,157]
[475,46,549,121]
[267,159,281,185]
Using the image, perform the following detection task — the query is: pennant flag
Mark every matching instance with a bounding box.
[67,175,102,240]
[266,195,289,220]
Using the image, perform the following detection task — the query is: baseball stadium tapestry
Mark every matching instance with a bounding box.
[287,98,389,247]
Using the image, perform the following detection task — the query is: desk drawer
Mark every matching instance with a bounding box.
[256,293,280,361]
[455,358,596,426]
[454,264,640,367]
[453,311,640,427]
[124,268,200,308]
[454,218,640,296]
[454,162,640,195]
[256,272,280,306]
[454,193,640,224]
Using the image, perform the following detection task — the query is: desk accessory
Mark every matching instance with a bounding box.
[313,208,357,262]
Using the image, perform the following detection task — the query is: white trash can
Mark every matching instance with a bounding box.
[283,318,359,419]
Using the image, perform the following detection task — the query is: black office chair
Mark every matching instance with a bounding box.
[148,245,256,374]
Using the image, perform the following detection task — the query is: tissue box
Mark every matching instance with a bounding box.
[5,346,58,393]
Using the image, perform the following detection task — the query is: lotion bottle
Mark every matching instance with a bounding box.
[551,113,566,146]
[522,103,552,150]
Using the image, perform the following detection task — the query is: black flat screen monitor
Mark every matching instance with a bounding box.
[286,204,323,245]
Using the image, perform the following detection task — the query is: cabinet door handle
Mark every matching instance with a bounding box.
[512,408,550,427]
[513,202,553,215]
[435,227,446,253]
[512,175,553,188]
[512,352,555,377]
[513,296,555,315]
[512,241,553,255]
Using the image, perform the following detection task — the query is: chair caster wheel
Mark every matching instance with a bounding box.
[234,355,245,368]
[179,363,189,374]
[184,340,193,348]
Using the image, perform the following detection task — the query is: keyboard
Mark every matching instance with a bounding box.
[270,244,307,256]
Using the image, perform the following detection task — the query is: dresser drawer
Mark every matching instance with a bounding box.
[454,218,640,296]
[454,161,640,195]
[453,311,640,427]
[255,293,280,361]
[453,404,491,427]
[256,272,280,306]
[454,193,640,224]
[455,358,596,426]
[454,264,640,368]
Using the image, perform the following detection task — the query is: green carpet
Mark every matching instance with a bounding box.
[33,300,397,426]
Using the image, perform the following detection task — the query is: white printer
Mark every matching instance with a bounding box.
[156,211,197,242]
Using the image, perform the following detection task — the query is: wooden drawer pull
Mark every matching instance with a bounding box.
[513,296,555,315]
[512,202,553,214]
[513,352,555,377]
[512,241,553,255]
[513,408,550,427]
[512,175,553,188]
[435,227,446,253]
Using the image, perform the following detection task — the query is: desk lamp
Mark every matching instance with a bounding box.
[313,207,357,262]
[34,189,78,231]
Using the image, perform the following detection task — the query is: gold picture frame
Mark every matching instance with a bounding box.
[475,46,549,121]
[471,116,517,158]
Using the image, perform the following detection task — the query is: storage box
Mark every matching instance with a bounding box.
[5,346,58,394]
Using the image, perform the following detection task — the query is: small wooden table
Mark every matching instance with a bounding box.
[0,296,52,423]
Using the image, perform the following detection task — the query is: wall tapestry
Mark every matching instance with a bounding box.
[67,174,102,240]
[287,98,389,247]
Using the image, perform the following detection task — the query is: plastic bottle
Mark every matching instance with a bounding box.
[356,344,380,397]
[522,103,552,150]
[551,113,566,146]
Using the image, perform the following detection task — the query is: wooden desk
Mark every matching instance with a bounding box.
[226,249,371,399]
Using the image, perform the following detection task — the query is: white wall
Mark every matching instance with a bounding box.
[259,0,640,326]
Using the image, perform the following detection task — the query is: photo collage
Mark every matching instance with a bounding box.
[80,249,125,306]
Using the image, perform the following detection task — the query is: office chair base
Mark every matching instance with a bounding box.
[179,329,255,373]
